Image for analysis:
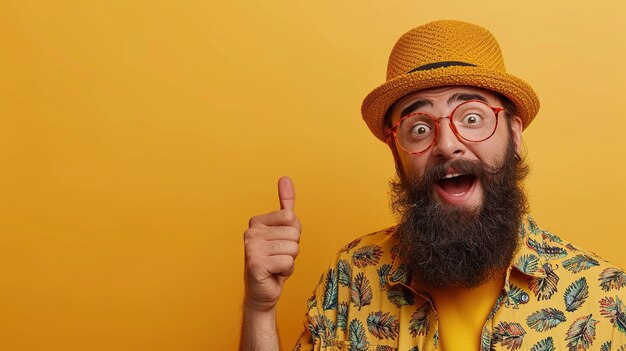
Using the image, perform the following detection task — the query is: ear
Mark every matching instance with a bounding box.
[510,116,523,154]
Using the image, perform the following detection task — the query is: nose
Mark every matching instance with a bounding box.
[431,118,466,159]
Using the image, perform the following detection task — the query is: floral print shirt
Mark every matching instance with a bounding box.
[293,216,626,351]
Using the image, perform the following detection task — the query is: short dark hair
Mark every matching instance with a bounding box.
[495,92,517,120]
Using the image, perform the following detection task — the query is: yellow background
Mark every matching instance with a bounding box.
[1,1,625,350]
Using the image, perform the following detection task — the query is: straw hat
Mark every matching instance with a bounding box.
[361,20,540,143]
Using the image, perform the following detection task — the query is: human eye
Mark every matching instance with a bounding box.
[461,112,483,125]
[409,122,432,137]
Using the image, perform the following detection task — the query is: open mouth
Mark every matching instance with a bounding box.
[437,173,476,196]
[433,170,479,205]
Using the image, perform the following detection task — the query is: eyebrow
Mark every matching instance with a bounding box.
[398,93,489,117]
[399,100,431,118]
[447,93,488,105]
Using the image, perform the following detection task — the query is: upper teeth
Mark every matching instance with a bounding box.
[443,173,462,179]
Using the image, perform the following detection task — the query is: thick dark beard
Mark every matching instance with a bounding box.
[390,137,529,289]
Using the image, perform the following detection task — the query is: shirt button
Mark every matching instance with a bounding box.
[520,292,529,304]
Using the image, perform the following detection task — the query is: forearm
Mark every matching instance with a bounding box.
[239,303,281,351]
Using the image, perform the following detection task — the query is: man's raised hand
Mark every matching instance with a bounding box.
[243,177,301,312]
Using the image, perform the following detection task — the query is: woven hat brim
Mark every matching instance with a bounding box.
[361,66,540,142]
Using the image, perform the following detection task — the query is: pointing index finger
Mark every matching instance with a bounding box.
[278,176,295,211]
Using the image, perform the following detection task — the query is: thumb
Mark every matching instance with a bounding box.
[278,176,295,211]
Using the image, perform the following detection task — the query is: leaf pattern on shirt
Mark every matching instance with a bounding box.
[528,237,568,259]
[352,245,383,268]
[505,284,527,309]
[480,325,492,351]
[493,321,526,350]
[541,230,563,244]
[526,308,566,332]
[409,303,430,337]
[308,315,336,342]
[294,216,626,351]
[516,254,540,275]
[528,217,541,234]
[563,254,600,273]
[348,319,368,351]
[337,259,352,287]
[377,263,392,291]
[530,337,555,351]
[340,238,361,253]
[386,285,414,308]
[337,302,349,331]
[565,314,598,351]
[529,263,559,301]
[366,311,399,340]
[599,268,626,292]
[599,341,626,351]
[564,277,589,312]
[323,269,338,310]
[599,296,626,335]
[389,264,408,284]
[351,272,372,310]
[306,293,316,311]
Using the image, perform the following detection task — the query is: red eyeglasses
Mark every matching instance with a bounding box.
[386,100,504,155]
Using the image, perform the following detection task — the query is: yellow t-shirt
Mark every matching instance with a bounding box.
[430,275,504,351]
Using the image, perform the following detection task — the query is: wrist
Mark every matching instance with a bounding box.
[240,298,280,351]
[243,297,278,315]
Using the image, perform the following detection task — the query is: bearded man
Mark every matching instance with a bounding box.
[240,20,626,351]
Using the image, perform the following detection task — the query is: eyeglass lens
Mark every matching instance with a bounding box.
[396,101,497,154]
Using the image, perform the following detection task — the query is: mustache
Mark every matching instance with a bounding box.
[396,156,515,212]
[417,157,505,187]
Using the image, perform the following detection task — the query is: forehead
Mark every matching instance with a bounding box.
[389,86,501,121]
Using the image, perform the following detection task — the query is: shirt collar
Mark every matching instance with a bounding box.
[511,215,566,279]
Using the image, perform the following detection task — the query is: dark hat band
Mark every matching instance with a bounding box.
[407,61,476,74]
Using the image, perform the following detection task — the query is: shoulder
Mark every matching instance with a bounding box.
[518,216,624,283]
[308,225,405,303]
[328,226,406,283]
[515,217,626,344]
[335,226,398,260]
[520,216,621,272]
